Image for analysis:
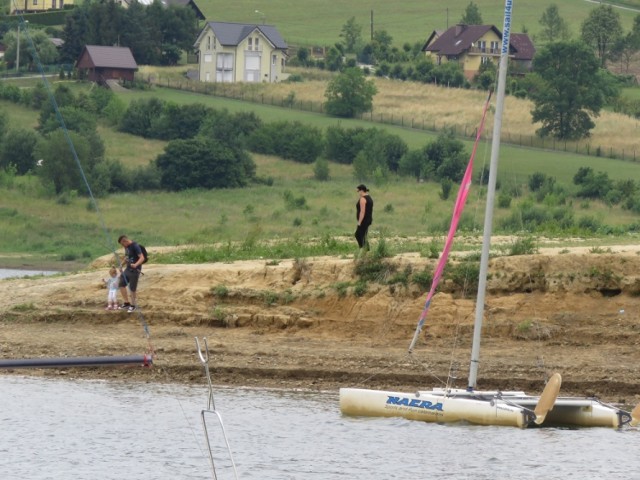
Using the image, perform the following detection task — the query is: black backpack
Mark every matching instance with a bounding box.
[138,244,149,264]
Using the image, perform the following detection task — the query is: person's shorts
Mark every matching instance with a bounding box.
[119,268,140,291]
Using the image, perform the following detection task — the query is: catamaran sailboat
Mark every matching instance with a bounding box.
[340,0,639,428]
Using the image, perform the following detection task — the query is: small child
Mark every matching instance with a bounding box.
[103,267,120,310]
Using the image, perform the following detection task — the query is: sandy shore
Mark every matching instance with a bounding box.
[1,248,640,408]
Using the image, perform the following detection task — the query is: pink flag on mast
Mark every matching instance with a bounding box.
[409,91,493,350]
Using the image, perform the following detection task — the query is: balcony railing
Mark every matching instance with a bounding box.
[467,46,500,55]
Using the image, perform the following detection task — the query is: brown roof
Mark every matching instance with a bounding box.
[510,33,536,61]
[424,24,501,56]
[77,45,138,70]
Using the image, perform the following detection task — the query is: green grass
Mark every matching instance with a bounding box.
[196,0,640,46]
[621,87,640,101]
[117,85,640,186]
[0,99,166,168]
[1,148,639,266]
[1,78,640,265]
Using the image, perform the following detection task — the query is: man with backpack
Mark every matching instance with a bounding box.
[117,234,145,312]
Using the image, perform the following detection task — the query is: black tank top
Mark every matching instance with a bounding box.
[356,195,373,226]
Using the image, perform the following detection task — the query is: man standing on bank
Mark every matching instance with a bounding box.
[117,234,144,312]
[355,184,373,256]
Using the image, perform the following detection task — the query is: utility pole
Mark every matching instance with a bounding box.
[16,24,20,73]
[370,10,373,41]
[16,20,28,74]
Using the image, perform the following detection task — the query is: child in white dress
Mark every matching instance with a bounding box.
[103,267,119,310]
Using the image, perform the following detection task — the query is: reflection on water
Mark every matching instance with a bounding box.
[1,376,639,480]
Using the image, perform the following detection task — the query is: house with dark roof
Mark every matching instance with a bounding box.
[75,45,138,84]
[423,24,535,80]
[194,21,288,83]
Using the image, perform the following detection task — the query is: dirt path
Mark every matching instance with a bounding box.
[1,248,640,408]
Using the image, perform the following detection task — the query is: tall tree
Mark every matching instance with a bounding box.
[3,30,59,68]
[324,67,377,118]
[538,4,570,43]
[460,1,483,25]
[35,130,92,195]
[529,41,615,140]
[61,0,196,66]
[60,1,91,63]
[612,31,640,73]
[340,16,362,53]
[581,4,623,67]
[156,138,254,191]
[371,29,393,62]
[0,129,38,175]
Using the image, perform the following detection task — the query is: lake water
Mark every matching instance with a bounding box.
[1,376,640,480]
[0,269,58,280]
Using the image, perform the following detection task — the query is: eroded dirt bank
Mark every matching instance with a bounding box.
[1,248,640,406]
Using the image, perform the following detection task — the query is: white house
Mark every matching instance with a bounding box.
[194,21,288,83]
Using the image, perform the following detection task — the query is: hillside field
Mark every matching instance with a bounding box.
[195,0,640,46]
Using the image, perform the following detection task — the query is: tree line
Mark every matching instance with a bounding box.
[0,0,198,69]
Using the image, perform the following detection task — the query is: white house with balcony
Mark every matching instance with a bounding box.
[194,21,288,83]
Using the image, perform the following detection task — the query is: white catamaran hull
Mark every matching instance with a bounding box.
[340,388,534,428]
[340,388,631,428]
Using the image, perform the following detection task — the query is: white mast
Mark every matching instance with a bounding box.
[467,0,513,390]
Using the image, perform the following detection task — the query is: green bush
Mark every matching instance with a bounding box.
[446,258,480,295]
[354,255,396,282]
[156,138,255,191]
[508,237,538,256]
[249,120,324,163]
[411,268,433,291]
[353,280,368,296]
[497,192,512,208]
[283,190,308,210]
[119,98,165,137]
[313,158,330,181]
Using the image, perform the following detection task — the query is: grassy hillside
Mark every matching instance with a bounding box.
[122,80,640,185]
[1,77,640,266]
[195,0,640,46]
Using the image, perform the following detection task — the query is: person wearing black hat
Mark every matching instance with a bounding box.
[355,184,373,255]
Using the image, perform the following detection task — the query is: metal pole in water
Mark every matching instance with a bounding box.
[0,354,153,369]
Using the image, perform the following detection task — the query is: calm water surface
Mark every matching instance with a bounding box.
[0,269,57,280]
[1,376,640,480]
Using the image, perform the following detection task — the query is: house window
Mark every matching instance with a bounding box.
[245,53,261,82]
[272,54,277,66]
[33,0,37,5]
[52,0,56,7]
[490,41,499,54]
[481,56,489,65]
[248,38,253,51]
[204,54,212,63]
[216,53,233,82]
[255,38,259,50]
[60,0,64,7]
[207,36,211,50]
[477,40,486,53]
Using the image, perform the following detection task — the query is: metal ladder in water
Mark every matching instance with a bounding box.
[195,337,239,480]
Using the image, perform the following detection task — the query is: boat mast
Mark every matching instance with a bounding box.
[467,0,513,390]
